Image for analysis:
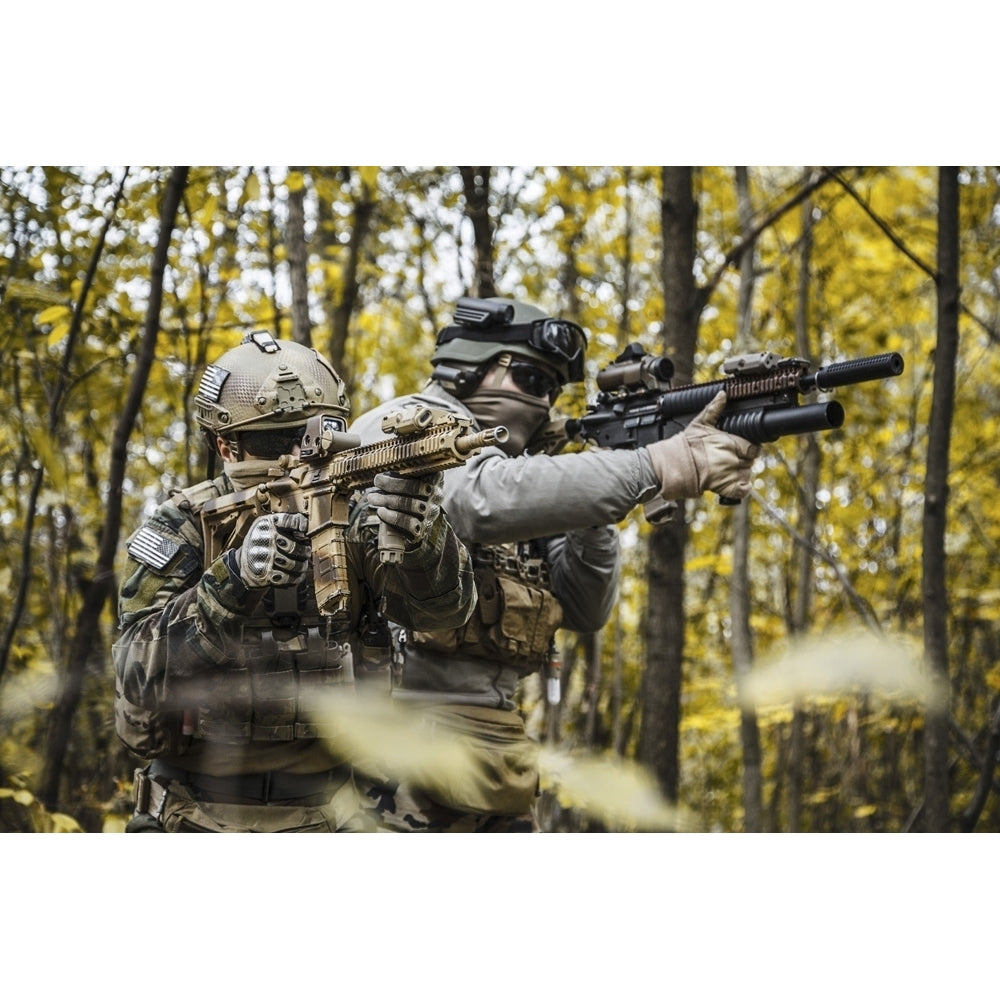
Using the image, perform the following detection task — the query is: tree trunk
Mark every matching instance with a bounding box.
[262,167,283,338]
[730,166,763,832]
[638,166,698,802]
[922,166,960,831]
[788,178,821,831]
[328,168,375,388]
[582,632,603,749]
[459,166,496,297]
[286,167,312,346]
[39,166,189,811]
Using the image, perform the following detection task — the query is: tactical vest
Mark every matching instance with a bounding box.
[408,540,563,674]
[115,477,370,756]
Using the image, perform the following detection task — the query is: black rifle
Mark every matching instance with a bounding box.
[565,342,904,511]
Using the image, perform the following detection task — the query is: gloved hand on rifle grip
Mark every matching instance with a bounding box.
[224,512,310,589]
[646,391,761,502]
[368,471,444,549]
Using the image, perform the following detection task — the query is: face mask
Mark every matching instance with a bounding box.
[223,456,295,490]
[464,388,551,456]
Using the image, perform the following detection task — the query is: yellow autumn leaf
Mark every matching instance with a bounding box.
[36,304,72,324]
[195,194,218,231]
[47,321,71,347]
[25,424,68,494]
[853,804,877,819]
[358,166,379,194]
[286,170,306,194]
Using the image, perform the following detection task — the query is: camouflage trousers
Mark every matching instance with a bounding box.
[356,775,537,832]
[125,763,374,832]
[347,702,540,831]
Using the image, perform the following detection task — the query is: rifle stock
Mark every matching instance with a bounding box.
[201,404,507,614]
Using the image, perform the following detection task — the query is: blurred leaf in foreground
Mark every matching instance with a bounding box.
[738,630,941,710]
[310,691,696,831]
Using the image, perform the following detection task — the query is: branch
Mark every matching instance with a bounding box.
[957,697,1000,832]
[749,487,883,633]
[695,167,846,313]
[832,170,1000,345]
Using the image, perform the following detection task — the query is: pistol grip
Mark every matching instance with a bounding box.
[378,520,407,564]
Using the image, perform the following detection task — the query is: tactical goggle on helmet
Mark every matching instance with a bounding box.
[194,330,350,437]
[432,297,587,385]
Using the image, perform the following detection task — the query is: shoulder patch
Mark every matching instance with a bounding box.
[127,526,182,570]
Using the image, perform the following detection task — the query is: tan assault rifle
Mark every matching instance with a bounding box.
[201,405,508,615]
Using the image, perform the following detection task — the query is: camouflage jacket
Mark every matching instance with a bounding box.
[113,470,475,773]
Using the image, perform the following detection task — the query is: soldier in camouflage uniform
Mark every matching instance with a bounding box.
[348,298,761,831]
[113,332,475,832]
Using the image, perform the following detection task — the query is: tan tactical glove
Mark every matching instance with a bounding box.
[368,471,445,562]
[224,512,311,589]
[646,391,760,502]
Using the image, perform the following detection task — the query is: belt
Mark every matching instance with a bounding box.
[149,760,339,805]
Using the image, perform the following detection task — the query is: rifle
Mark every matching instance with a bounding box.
[201,404,508,615]
[565,342,904,514]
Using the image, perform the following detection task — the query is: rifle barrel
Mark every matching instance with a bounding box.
[803,351,904,392]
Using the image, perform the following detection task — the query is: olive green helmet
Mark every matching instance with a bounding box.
[431,297,587,385]
[194,330,349,436]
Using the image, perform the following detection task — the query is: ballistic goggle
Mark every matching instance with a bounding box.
[438,297,587,382]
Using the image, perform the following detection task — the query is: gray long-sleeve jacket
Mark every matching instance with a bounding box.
[349,381,663,710]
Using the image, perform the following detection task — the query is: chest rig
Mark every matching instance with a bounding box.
[410,539,563,674]
[179,478,358,743]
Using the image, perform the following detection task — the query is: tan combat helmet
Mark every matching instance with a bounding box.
[194,331,350,438]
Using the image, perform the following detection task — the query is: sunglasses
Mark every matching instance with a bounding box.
[239,425,308,460]
[506,360,561,400]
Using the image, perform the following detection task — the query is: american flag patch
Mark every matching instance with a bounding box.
[196,364,229,404]
[127,526,181,570]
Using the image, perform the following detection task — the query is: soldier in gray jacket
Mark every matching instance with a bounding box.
[349,297,760,831]
[114,332,476,832]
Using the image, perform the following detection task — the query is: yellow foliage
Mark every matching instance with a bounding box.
[0,788,83,832]
[985,664,1000,693]
[682,706,741,733]
[685,551,732,576]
